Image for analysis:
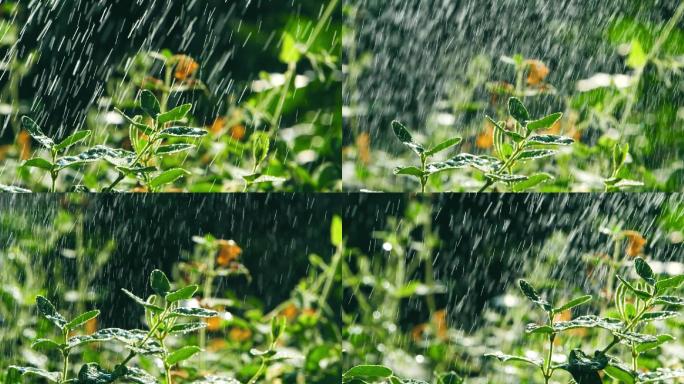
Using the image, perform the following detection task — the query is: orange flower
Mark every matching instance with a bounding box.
[18,131,31,160]
[623,230,647,257]
[525,60,550,86]
[431,309,448,340]
[228,327,252,342]
[281,303,299,321]
[206,315,222,332]
[174,55,199,81]
[356,132,371,165]
[411,323,426,342]
[208,339,227,351]
[210,117,225,134]
[229,125,246,141]
[476,121,494,149]
[216,239,242,266]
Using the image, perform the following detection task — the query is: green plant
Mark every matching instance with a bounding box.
[604,143,643,192]
[486,257,684,384]
[392,97,574,193]
[8,269,218,384]
[391,121,462,192]
[342,365,463,384]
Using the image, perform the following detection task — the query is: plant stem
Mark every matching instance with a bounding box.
[478,141,525,192]
[420,154,427,193]
[103,138,156,191]
[162,338,173,384]
[61,330,69,382]
[199,251,216,371]
[247,357,267,384]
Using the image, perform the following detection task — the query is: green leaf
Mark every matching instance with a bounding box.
[604,360,636,384]
[640,311,679,322]
[525,324,554,334]
[169,322,207,335]
[165,285,198,303]
[655,296,684,306]
[279,32,302,64]
[170,307,218,318]
[251,131,270,165]
[487,116,525,142]
[242,174,286,184]
[31,339,62,351]
[21,116,54,149]
[23,158,54,171]
[529,315,623,333]
[485,173,528,183]
[518,280,552,312]
[156,144,195,155]
[554,295,592,313]
[343,365,394,380]
[55,145,127,170]
[634,258,656,286]
[157,103,192,124]
[627,39,647,69]
[150,269,171,296]
[121,289,164,313]
[612,143,629,171]
[149,168,190,189]
[526,112,563,132]
[158,127,208,139]
[54,130,91,152]
[559,350,608,384]
[165,346,201,366]
[655,275,684,293]
[393,166,425,178]
[429,153,502,175]
[638,368,684,382]
[635,334,674,353]
[77,363,127,383]
[115,108,155,135]
[425,137,462,156]
[484,352,542,368]
[517,149,557,160]
[36,295,67,329]
[511,173,554,192]
[331,215,342,247]
[8,366,60,382]
[65,310,100,330]
[0,184,31,193]
[527,134,574,146]
[140,90,161,118]
[617,274,652,300]
[392,120,424,155]
[508,97,530,122]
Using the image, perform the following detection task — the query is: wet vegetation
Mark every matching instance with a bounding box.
[342,195,684,383]
[344,2,684,192]
[0,0,341,192]
[0,195,342,383]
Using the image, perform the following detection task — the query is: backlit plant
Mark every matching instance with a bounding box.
[486,257,684,384]
[8,269,218,383]
[392,97,574,192]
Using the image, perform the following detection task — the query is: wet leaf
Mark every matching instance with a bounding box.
[55,145,126,170]
[655,275,684,293]
[638,368,684,382]
[8,366,60,382]
[157,103,192,124]
[0,184,31,193]
[166,345,201,366]
[508,97,529,122]
[76,363,127,383]
[484,352,542,367]
[425,137,462,156]
[486,116,524,142]
[116,108,155,135]
[165,285,198,303]
[150,168,190,189]
[343,365,394,380]
[527,113,563,132]
[21,116,54,149]
[552,315,623,332]
[156,143,195,155]
[655,296,684,306]
[527,134,574,146]
[23,158,54,171]
[158,127,208,139]
[634,258,656,286]
[392,120,424,155]
[616,275,652,300]
[559,350,608,384]
[36,295,67,329]
[485,173,528,183]
[518,280,552,312]
[639,311,679,322]
[54,130,91,152]
[635,334,674,353]
[150,269,171,296]
[170,307,218,318]
[140,90,161,118]
[393,166,425,178]
[435,153,502,174]
[511,173,554,192]
[554,295,592,313]
[169,322,207,334]
[517,149,557,160]
[243,174,286,184]
[31,339,62,351]
[66,310,100,330]
[604,359,635,384]
[121,288,164,313]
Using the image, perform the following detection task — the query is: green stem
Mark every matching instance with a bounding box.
[199,253,216,371]
[103,138,157,192]
[61,330,69,382]
[247,357,267,384]
[420,154,427,193]
[318,241,343,311]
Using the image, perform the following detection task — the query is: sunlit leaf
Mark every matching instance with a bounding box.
[54,130,91,152]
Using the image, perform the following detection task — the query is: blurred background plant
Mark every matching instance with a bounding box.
[0,0,341,192]
[343,194,684,383]
[343,1,684,192]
